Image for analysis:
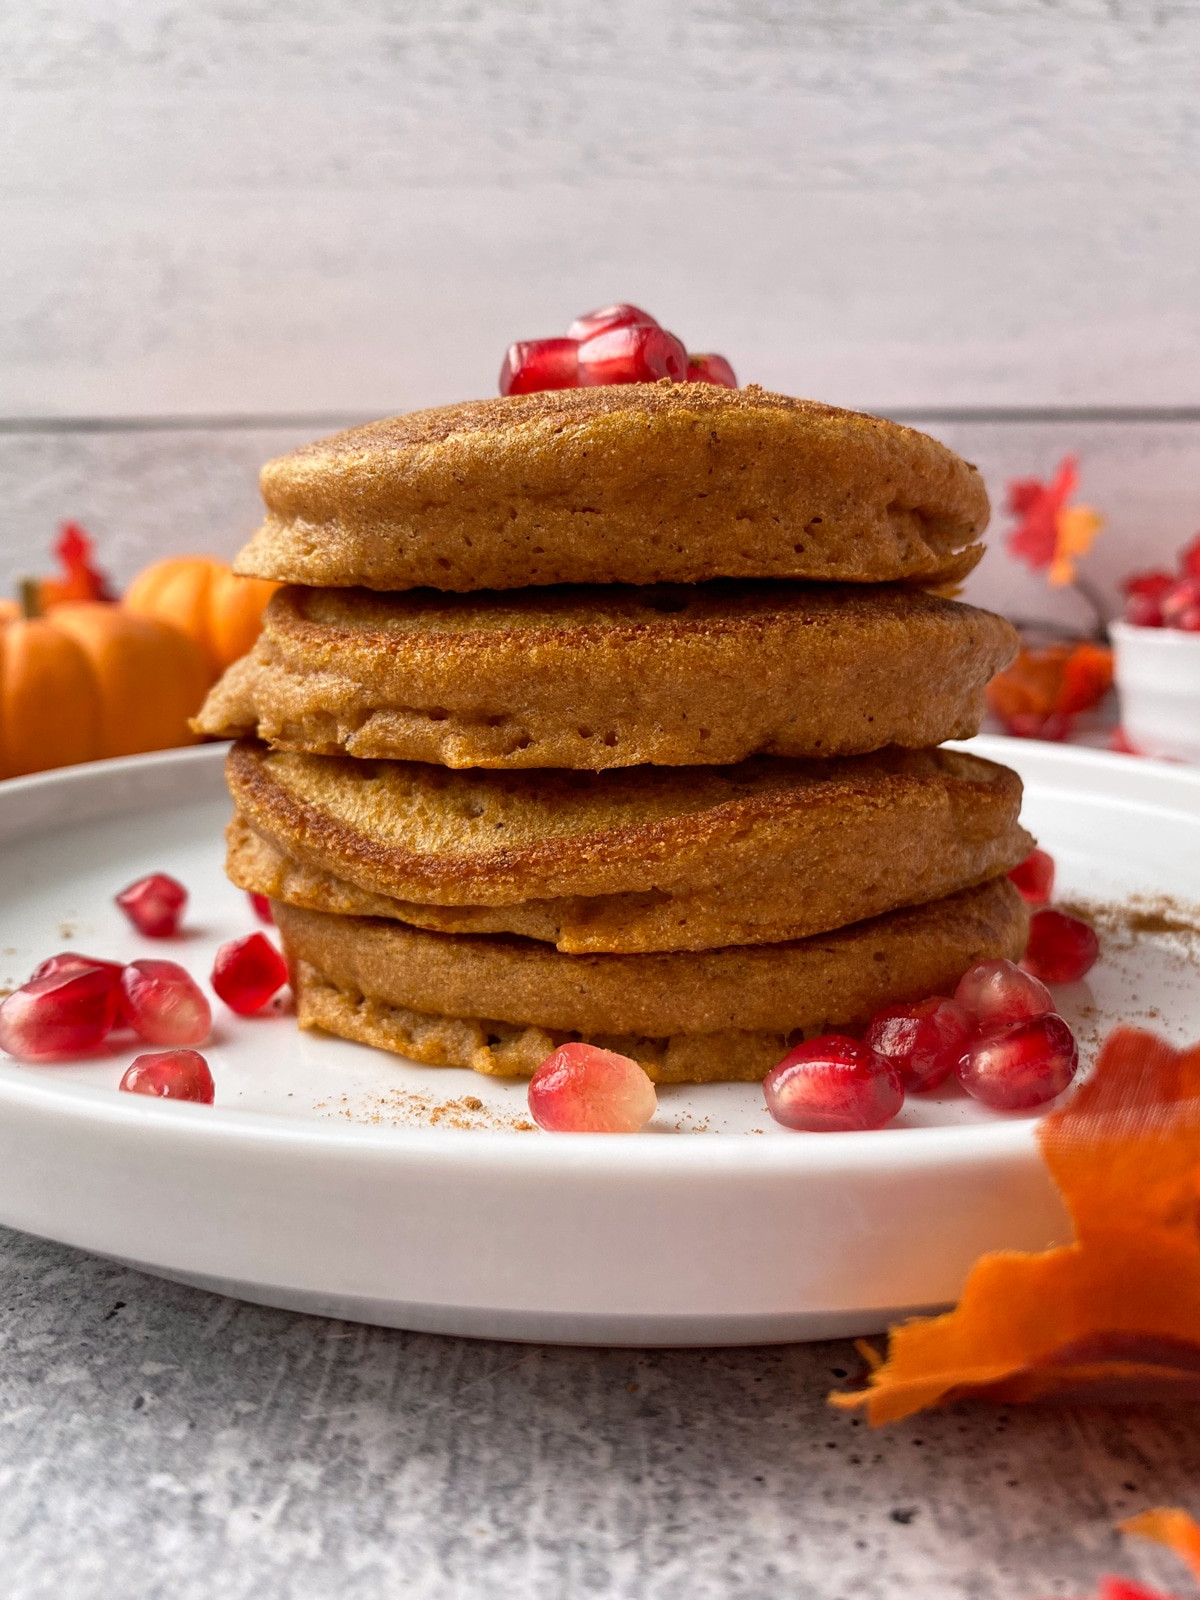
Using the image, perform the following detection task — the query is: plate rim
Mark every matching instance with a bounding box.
[0,734,1193,1171]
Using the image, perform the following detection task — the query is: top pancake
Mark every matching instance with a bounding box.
[233,384,989,591]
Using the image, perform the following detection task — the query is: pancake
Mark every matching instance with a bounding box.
[195,582,1018,768]
[277,877,1029,1082]
[233,384,989,592]
[225,742,1033,952]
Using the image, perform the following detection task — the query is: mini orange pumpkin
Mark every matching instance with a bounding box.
[0,599,210,779]
[123,557,279,678]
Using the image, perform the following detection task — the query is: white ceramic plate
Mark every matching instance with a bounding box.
[0,737,1196,1345]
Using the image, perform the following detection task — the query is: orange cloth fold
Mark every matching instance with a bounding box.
[833,1026,1200,1424]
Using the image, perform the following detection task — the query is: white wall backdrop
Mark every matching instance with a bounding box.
[2,1,1199,620]
[4,0,1200,419]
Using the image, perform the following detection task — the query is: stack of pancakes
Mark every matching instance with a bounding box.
[197,382,1031,1083]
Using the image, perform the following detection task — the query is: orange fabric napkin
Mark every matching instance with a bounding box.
[833,1026,1200,1424]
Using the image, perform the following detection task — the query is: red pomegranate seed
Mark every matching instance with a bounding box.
[211,931,288,1015]
[528,1041,657,1133]
[954,958,1054,1028]
[577,323,688,386]
[566,303,659,341]
[1124,590,1165,627]
[1007,847,1056,906]
[1180,534,1200,579]
[1022,908,1100,984]
[763,1035,903,1132]
[499,337,580,397]
[1123,568,1175,598]
[115,873,187,938]
[1162,579,1200,629]
[120,959,212,1046]
[862,996,974,1093]
[248,892,274,925]
[957,1012,1079,1110]
[0,964,122,1061]
[685,352,738,388]
[120,1048,214,1104]
[1177,606,1200,631]
[30,951,125,984]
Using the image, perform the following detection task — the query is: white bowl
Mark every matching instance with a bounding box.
[1112,618,1200,763]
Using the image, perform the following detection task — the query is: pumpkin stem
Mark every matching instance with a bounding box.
[19,579,42,620]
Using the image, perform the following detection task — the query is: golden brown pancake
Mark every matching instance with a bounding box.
[278,878,1029,1082]
[196,582,1017,768]
[226,742,1032,952]
[233,384,989,592]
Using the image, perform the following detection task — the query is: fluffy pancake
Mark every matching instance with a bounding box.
[278,878,1029,1082]
[196,582,1017,768]
[233,385,989,592]
[226,742,1033,952]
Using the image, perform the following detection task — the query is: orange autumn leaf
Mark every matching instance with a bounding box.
[1049,503,1106,587]
[987,641,1113,737]
[1121,1510,1200,1583]
[1058,640,1116,714]
[1005,454,1105,585]
[832,1025,1200,1424]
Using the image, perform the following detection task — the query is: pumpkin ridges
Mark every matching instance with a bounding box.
[124,556,277,677]
[209,568,280,669]
[0,616,102,778]
[124,558,219,673]
[48,603,210,759]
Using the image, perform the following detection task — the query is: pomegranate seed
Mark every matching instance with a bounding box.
[1177,605,1200,632]
[686,352,738,388]
[1180,534,1200,579]
[862,996,974,1093]
[566,303,659,341]
[30,951,125,984]
[120,959,212,1046]
[248,891,274,925]
[763,1035,903,1132]
[1022,908,1100,984]
[957,1012,1079,1110]
[527,1042,657,1133]
[954,958,1055,1028]
[120,1048,214,1104]
[1007,847,1056,905]
[1162,579,1200,628]
[115,873,187,938]
[577,323,688,386]
[499,337,579,397]
[1124,591,1165,627]
[1122,568,1176,600]
[211,931,288,1015]
[0,964,122,1061]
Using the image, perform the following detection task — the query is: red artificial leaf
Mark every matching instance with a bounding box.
[39,522,116,608]
[1006,456,1078,572]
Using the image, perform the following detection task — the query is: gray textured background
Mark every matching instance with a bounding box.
[3,1228,1198,1600]
[5,3,1200,1594]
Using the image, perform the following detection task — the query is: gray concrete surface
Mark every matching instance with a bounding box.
[1,1223,1197,1599]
